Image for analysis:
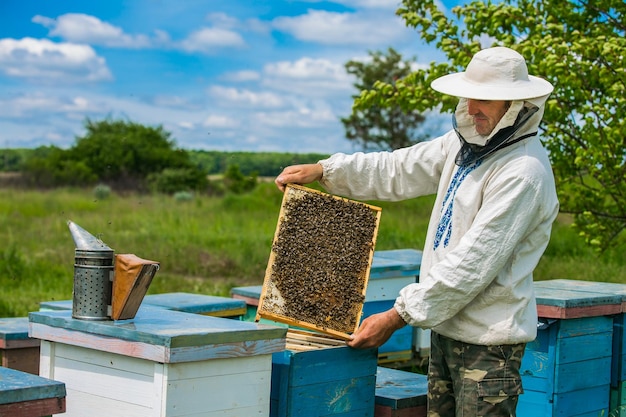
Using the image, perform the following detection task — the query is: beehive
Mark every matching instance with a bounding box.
[271,329,378,417]
[518,284,622,417]
[257,184,382,340]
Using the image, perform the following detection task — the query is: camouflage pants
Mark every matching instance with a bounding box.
[427,332,525,417]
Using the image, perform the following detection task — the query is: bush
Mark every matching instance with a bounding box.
[173,191,194,202]
[93,184,112,200]
[148,167,209,194]
[223,164,257,194]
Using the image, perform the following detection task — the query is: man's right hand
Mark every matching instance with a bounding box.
[275,163,324,192]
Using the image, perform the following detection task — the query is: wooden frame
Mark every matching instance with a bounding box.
[257,184,381,340]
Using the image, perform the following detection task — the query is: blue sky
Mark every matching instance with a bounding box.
[0,0,457,153]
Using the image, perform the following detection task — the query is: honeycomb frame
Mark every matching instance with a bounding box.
[257,184,382,340]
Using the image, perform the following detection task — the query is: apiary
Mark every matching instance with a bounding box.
[257,183,382,339]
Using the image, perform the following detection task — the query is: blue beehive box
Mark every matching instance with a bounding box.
[142,292,246,318]
[520,316,613,417]
[534,279,626,415]
[375,366,427,417]
[0,366,66,415]
[518,284,622,417]
[366,249,422,363]
[271,336,378,417]
[0,317,41,375]
[230,285,264,321]
[40,292,247,319]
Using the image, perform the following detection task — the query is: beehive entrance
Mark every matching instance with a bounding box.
[257,184,381,340]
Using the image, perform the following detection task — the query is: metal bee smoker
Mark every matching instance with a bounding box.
[68,221,114,320]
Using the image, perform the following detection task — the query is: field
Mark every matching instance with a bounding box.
[1,184,624,317]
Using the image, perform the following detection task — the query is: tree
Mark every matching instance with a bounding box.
[22,118,207,192]
[72,118,193,187]
[354,0,625,251]
[341,47,428,151]
[22,145,97,187]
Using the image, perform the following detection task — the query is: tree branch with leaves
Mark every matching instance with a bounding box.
[354,0,625,251]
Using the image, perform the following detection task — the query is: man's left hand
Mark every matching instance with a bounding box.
[347,308,407,349]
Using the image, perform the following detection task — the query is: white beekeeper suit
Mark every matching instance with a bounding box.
[318,47,559,346]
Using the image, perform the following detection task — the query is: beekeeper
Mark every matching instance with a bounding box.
[275,46,558,417]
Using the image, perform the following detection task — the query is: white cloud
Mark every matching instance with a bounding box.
[179,28,245,53]
[0,38,111,82]
[205,12,240,29]
[298,0,400,8]
[221,70,261,82]
[330,0,401,9]
[255,107,336,128]
[262,57,353,97]
[272,9,409,46]
[178,121,195,130]
[208,86,285,108]
[152,95,194,109]
[32,14,151,48]
[266,57,349,81]
[0,92,103,121]
[204,11,270,34]
[203,114,238,128]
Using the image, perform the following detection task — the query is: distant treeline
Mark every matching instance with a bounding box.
[0,148,331,177]
[188,150,331,177]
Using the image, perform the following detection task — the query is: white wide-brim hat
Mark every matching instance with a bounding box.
[431,47,554,100]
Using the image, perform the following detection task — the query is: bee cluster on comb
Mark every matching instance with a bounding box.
[258,184,381,339]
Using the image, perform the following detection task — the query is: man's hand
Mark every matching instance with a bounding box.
[347,308,407,349]
[275,164,324,192]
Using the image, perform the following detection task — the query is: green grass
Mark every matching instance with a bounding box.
[0,184,624,317]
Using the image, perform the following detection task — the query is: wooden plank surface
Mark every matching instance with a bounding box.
[375,403,427,417]
[283,375,376,416]
[534,286,622,318]
[536,279,626,312]
[365,276,418,302]
[39,339,274,417]
[270,338,378,417]
[29,308,286,363]
[230,285,263,303]
[0,396,65,417]
[29,308,286,349]
[0,317,40,349]
[536,304,622,319]
[1,347,40,375]
[375,367,427,409]
[41,292,248,317]
[31,321,286,363]
[369,251,422,280]
[552,384,610,416]
[143,292,246,316]
[0,367,65,406]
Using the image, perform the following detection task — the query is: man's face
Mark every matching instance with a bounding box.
[467,99,510,136]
